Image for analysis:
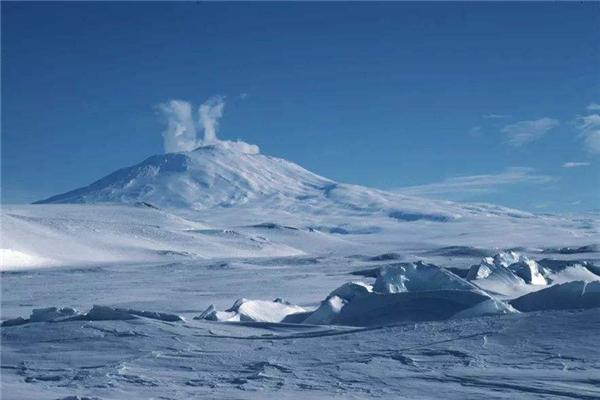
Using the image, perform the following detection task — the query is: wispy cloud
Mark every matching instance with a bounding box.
[562,161,591,168]
[395,167,554,199]
[576,113,600,154]
[482,113,510,119]
[500,118,559,147]
[586,103,600,111]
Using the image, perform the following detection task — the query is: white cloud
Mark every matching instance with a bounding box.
[576,114,600,154]
[562,161,591,168]
[482,113,510,119]
[500,118,559,147]
[395,167,554,199]
[468,126,483,137]
[586,103,600,111]
[199,96,226,145]
[158,100,198,153]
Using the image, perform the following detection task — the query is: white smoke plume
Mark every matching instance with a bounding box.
[199,96,225,145]
[158,96,259,154]
[158,100,197,153]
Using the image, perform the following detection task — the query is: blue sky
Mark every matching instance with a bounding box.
[2,2,599,212]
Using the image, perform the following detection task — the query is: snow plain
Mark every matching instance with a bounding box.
[2,144,600,399]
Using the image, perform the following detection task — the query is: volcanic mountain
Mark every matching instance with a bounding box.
[2,140,595,269]
[35,141,466,222]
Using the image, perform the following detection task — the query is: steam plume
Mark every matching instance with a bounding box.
[158,96,259,154]
[199,96,225,145]
[158,100,198,153]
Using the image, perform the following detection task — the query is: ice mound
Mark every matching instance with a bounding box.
[466,252,550,297]
[1,305,182,327]
[30,307,78,322]
[374,261,476,293]
[197,298,307,323]
[491,251,523,267]
[326,290,515,326]
[303,282,374,325]
[199,262,515,327]
[83,305,182,322]
[303,296,347,325]
[492,251,547,285]
[538,259,600,280]
[509,259,547,285]
[329,281,373,300]
[326,263,514,325]
[1,307,79,326]
[510,281,600,312]
[548,264,600,284]
[452,298,518,319]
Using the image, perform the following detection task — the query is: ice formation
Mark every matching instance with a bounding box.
[198,262,517,327]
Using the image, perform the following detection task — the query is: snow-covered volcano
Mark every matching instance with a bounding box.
[35,141,471,222]
[36,142,332,210]
[3,140,598,270]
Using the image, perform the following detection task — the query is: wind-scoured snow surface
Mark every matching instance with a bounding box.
[2,144,600,399]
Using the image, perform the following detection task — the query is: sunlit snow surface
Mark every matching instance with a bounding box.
[2,145,600,398]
